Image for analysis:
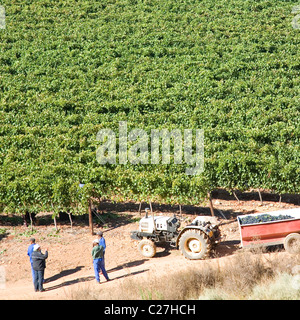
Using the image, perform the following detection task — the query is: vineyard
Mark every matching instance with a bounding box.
[0,0,299,218]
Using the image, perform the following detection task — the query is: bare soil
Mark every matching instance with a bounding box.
[0,192,299,300]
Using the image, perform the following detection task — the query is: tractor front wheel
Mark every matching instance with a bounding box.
[179,229,210,260]
[138,239,157,258]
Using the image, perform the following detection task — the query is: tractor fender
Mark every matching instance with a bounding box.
[176,226,213,247]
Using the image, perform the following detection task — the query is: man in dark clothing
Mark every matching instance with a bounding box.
[31,244,48,292]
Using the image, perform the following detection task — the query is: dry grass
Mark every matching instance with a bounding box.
[219,249,274,298]
[200,249,300,300]
[69,249,300,300]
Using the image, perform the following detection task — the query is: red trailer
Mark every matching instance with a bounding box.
[237,208,300,253]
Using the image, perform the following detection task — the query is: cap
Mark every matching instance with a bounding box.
[33,244,40,251]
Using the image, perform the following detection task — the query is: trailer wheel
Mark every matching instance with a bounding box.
[179,229,210,260]
[138,239,156,258]
[284,233,300,254]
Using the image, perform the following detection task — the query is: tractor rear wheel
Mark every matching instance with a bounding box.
[138,239,157,258]
[179,229,210,260]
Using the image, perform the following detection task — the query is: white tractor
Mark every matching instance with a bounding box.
[131,208,221,260]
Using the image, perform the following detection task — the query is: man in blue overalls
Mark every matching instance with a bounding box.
[97,231,106,268]
[27,238,36,283]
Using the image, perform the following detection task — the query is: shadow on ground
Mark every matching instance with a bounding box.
[45,266,85,283]
[44,269,148,292]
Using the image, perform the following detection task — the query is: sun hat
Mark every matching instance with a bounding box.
[93,239,99,244]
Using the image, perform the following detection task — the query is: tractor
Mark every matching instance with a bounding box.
[130,208,221,260]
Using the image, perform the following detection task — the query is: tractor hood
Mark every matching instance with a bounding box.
[139,215,180,233]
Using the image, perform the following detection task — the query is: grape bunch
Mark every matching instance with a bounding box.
[239,214,294,225]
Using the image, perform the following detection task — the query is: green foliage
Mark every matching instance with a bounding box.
[0,0,299,214]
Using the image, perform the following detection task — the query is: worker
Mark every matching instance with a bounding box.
[92,239,109,284]
[31,244,48,292]
[27,238,36,283]
[97,231,106,268]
